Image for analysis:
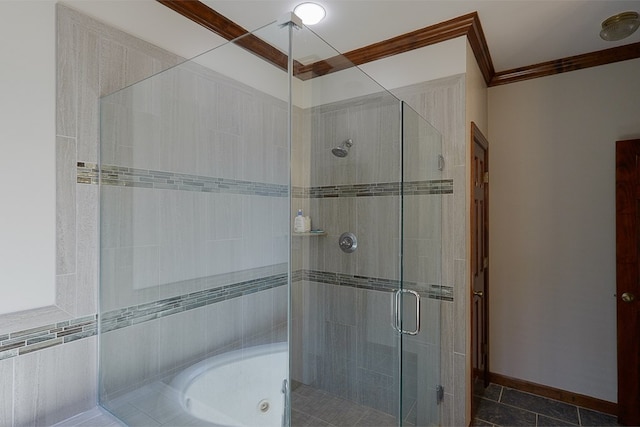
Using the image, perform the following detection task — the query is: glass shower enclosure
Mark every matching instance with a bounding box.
[99,14,443,426]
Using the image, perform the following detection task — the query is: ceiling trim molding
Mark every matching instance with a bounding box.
[490,42,640,86]
[157,1,496,83]
[157,0,290,72]
[157,0,640,86]
[296,12,495,83]
[157,0,246,40]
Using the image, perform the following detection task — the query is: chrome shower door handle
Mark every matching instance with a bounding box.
[394,289,421,336]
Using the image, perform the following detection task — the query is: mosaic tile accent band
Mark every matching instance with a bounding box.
[302,270,453,301]
[100,269,450,334]
[77,163,452,197]
[1,269,451,360]
[0,315,97,361]
[101,272,289,333]
[303,180,453,198]
[77,163,289,197]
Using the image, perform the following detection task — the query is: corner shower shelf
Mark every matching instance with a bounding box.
[293,231,327,237]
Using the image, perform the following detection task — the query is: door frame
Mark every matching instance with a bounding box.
[615,138,640,426]
[471,122,490,388]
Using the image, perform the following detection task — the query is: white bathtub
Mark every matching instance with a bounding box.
[171,342,288,427]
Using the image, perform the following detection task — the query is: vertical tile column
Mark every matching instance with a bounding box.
[55,7,78,315]
[0,359,13,426]
[55,136,77,314]
[13,338,97,427]
[56,4,181,318]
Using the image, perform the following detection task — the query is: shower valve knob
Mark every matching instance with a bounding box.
[338,232,358,253]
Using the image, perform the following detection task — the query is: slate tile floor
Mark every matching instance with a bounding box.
[55,382,402,427]
[56,380,621,427]
[291,383,400,427]
[473,382,621,427]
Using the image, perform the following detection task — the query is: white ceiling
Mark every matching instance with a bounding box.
[64,0,640,72]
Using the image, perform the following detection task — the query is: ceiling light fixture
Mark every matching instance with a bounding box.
[293,2,326,26]
[599,11,640,41]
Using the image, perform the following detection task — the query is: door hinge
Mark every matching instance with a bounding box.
[483,257,488,269]
[281,379,290,427]
[483,171,489,184]
[436,385,444,405]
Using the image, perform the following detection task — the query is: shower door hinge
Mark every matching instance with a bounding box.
[281,379,290,427]
[438,155,445,171]
[483,172,489,184]
[436,385,444,405]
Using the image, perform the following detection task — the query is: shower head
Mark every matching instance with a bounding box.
[331,139,353,158]
[331,146,348,158]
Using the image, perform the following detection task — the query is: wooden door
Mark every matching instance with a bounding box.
[471,122,489,388]
[615,139,640,426]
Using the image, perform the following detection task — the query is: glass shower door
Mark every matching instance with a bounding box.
[288,22,405,426]
[401,102,443,426]
[98,12,443,426]
[289,22,443,427]
[98,20,292,426]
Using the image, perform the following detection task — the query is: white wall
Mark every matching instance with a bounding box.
[0,1,56,314]
[488,58,640,403]
[360,36,467,92]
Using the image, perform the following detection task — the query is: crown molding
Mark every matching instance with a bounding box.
[157,0,289,72]
[296,12,494,83]
[157,0,246,40]
[157,0,640,86]
[490,42,640,86]
[157,1,495,84]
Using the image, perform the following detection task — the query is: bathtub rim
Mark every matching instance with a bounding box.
[169,341,289,424]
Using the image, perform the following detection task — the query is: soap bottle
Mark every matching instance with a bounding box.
[294,209,305,233]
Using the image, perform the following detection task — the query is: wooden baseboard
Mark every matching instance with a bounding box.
[488,372,617,416]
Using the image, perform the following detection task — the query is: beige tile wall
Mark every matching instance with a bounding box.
[99,65,290,313]
[99,283,288,401]
[291,83,449,425]
[0,5,185,426]
[0,359,12,425]
[4,5,467,426]
[93,7,293,405]
[303,93,403,282]
[55,3,182,322]
[13,338,97,427]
